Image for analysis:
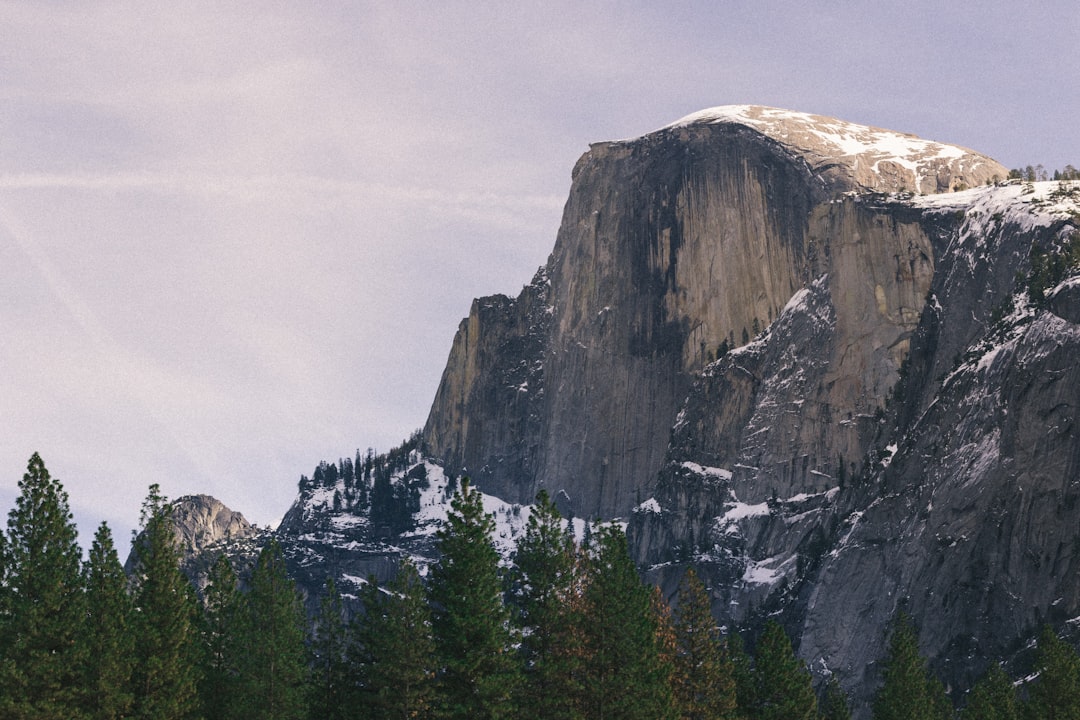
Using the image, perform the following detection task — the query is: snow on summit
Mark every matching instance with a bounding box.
[648,105,1007,194]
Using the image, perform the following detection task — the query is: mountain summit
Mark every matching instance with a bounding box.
[652,105,1004,193]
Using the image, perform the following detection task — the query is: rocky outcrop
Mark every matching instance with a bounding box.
[125,494,263,594]
[422,268,549,502]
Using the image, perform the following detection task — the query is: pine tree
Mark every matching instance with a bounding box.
[652,585,680,710]
[351,559,437,719]
[510,489,583,719]
[1025,624,1080,720]
[579,523,677,720]
[235,539,310,720]
[872,613,950,720]
[130,484,203,720]
[429,478,519,719]
[82,522,136,720]
[200,553,243,720]
[672,568,738,720]
[0,453,89,719]
[728,631,758,720]
[753,620,817,720]
[821,676,853,720]
[309,578,349,720]
[962,663,1016,720]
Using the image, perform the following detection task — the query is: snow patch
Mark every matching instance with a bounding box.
[634,497,662,514]
[680,461,734,481]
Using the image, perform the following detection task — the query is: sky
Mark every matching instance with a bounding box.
[2,2,1078,554]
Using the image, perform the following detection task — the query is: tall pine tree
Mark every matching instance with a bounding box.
[580,524,677,720]
[510,489,583,719]
[234,539,310,720]
[351,559,437,719]
[82,522,136,720]
[752,620,817,720]
[820,676,853,720]
[200,553,243,720]
[429,478,519,719]
[309,577,349,720]
[0,453,88,719]
[672,568,738,720]
[962,663,1016,720]
[130,484,203,720]
[871,613,950,720]
[728,631,758,720]
[1025,624,1080,720]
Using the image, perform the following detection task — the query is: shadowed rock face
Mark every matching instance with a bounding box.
[420,106,1080,711]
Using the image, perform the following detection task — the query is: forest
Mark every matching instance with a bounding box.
[2,452,1079,720]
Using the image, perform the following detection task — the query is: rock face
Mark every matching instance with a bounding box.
[416,106,1080,709]
[423,106,1006,521]
[125,494,263,594]
[251,106,1079,713]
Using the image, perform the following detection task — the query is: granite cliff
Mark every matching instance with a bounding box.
[187,106,1079,710]
[418,106,1080,703]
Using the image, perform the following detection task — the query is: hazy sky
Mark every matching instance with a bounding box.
[3,2,1078,552]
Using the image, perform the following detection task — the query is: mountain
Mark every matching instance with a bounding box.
[190,106,1079,709]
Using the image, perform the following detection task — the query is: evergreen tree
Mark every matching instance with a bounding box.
[579,524,677,720]
[652,585,681,710]
[510,489,583,719]
[728,631,758,720]
[129,483,203,720]
[962,663,1016,720]
[429,478,519,719]
[672,568,738,720]
[1025,624,1080,720]
[82,522,136,720]
[235,539,309,720]
[0,453,89,719]
[821,676,853,720]
[309,578,349,720]
[200,553,243,720]
[872,613,950,720]
[351,559,437,719]
[753,620,817,720]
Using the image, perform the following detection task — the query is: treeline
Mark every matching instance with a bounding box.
[1007,165,1080,182]
[295,433,423,534]
[4,453,1080,719]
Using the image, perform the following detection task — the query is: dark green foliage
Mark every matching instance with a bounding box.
[580,524,677,720]
[429,478,519,719]
[821,676,853,720]
[0,453,89,719]
[82,522,136,720]
[872,614,949,720]
[753,620,817,720]
[1027,233,1080,307]
[308,578,349,720]
[200,553,243,720]
[672,568,738,720]
[510,490,583,719]
[234,539,310,720]
[130,484,203,720]
[728,631,758,720]
[962,663,1016,720]
[1024,625,1080,720]
[351,559,437,719]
